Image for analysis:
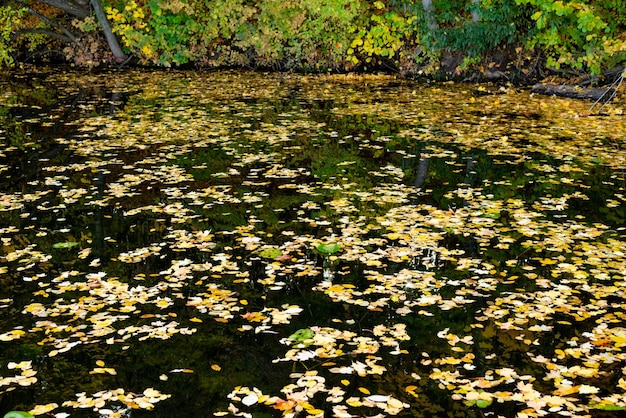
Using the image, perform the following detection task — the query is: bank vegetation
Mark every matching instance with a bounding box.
[1,1,625,83]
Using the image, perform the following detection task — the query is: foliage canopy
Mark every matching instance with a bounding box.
[0,0,625,76]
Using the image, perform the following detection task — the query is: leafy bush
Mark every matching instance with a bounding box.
[406,0,533,69]
[105,0,198,66]
[105,0,362,69]
[1,0,625,75]
[232,0,363,70]
[515,0,626,74]
[0,6,24,66]
[189,0,257,67]
[347,1,418,68]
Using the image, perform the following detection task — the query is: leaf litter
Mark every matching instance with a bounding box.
[0,68,625,417]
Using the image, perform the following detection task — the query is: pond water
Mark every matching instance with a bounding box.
[1,67,625,418]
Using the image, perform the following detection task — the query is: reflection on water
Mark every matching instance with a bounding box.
[0,67,625,417]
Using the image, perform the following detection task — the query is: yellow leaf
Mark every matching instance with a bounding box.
[90,367,117,375]
[358,387,371,395]
[554,385,579,395]
[77,248,91,259]
[346,397,362,407]
[170,368,194,373]
[611,333,626,347]
[29,403,58,415]
[0,329,26,341]
[8,361,32,370]
[578,384,599,394]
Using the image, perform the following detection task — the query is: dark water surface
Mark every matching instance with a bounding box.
[1,67,625,417]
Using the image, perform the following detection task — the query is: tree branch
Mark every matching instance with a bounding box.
[38,0,90,19]
[12,28,74,43]
[16,0,80,45]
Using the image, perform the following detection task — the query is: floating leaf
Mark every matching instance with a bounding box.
[476,399,492,408]
[241,393,258,406]
[316,243,340,254]
[3,68,626,418]
[28,404,58,416]
[366,394,390,402]
[52,241,78,249]
[589,401,626,411]
[258,247,283,259]
[288,328,315,343]
[3,412,35,418]
[578,384,599,394]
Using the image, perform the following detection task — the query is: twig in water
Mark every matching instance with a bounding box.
[590,71,624,112]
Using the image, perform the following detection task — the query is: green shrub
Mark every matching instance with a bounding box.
[0,6,28,66]
[347,1,418,67]
[234,0,362,70]
[515,0,626,74]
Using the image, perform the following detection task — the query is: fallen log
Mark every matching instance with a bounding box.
[531,83,615,102]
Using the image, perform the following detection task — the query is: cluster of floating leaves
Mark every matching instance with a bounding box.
[1,69,625,417]
[222,325,412,416]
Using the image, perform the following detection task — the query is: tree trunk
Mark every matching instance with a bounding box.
[90,0,126,62]
[471,0,480,22]
[421,0,438,30]
[531,84,615,102]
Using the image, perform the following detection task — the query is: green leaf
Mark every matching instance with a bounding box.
[316,243,340,254]
[476,399,492,408]
[589,401,626,411]
[288,328,315,344]
[52,241,79,249]
[4,412,36,418]
[482,211,501,219]
[258,247,282,259]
